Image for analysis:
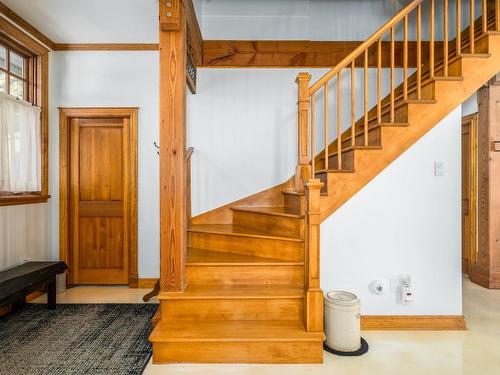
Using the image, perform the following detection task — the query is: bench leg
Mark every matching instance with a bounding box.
[12,298,26,312]
[47,277,56,310]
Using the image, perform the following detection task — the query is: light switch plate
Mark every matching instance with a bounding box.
[434,162,444,176]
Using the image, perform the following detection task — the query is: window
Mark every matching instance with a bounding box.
[0,94,41,193]
[0,44,27,101]
[0,36,47,206]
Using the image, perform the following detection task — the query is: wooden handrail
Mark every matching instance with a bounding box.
[309,0,423,95]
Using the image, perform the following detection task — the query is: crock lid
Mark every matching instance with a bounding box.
[325,291,360,306]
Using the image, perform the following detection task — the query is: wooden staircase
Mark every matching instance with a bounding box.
[150,0,500,364]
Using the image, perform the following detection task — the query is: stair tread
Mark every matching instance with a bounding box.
[282,189,305,196]
[315,168,355,174]
[187,248,303,265]
[188,224,303,242]
[336,122,408,147]
[158,284,305,300]
[232,206,304,218]
[150,320,323,342]
[324,145,383,159]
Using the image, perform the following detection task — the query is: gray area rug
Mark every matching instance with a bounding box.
[0,303,157,375]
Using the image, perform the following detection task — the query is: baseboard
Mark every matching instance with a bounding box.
[138,278,159,289]
[470,265,500,289]
[361,315,466,330]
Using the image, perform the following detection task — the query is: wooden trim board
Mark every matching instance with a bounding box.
[53,43,160,51]
[138,278,159,289]
[203,40,442,68]
[0,1,54,51]
[59,107,138,287]
[361,315,467,330]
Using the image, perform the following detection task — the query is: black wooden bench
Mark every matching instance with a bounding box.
[0,261,67,310]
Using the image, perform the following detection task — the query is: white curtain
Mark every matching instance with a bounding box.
[0,92,41,192]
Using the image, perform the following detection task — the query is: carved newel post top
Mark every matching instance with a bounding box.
[296,72,312,84]
[306,179,324,190]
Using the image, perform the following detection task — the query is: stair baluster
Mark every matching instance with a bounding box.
[483,0,488,33]
[496,0,500,31]
[337,71,342,169]
[351,61,356,148]
[363,49,369,146]
[324,83,329,170]
[444,0,449,77]
[456,0,461,56]
[471,0,475,53]
[404,14,409,100]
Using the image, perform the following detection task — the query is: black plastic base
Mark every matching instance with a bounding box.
[323,337,369,356]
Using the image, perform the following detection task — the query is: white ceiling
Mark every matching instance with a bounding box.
[2,0,159,43]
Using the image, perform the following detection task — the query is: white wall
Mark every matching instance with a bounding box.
[200,0,483,41]
[462,93,478,116]
[188,68,314,215]
[321,107,462,315]
[0,203,50,271]
[200,0,404,40]
[188,67,408,214]
[49,51,160,278]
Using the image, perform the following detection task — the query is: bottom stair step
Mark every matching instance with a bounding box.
[150,320,324,364]
[159,284,304,321]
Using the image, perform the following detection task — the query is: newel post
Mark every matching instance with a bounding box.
[295,73,312,193]
[159,0,188,292]
[305,179,324,332]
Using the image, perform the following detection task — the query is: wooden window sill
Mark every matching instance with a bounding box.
[0,194,51,207]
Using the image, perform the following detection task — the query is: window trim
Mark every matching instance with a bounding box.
[0,30,49,206]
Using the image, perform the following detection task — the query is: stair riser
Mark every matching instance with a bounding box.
[341,126,381,149]
[187,265,304,285]
[188,232,304,261]
[462,33,490,54]
[328,149,354,170]
[152,341,323,364]
[434,58,463,77]
[161,298,303,321]
[316,172,328,194]
[233,211,303,239]
[351,98,408,133]
[283,193,306,215]
[365,102,409,128]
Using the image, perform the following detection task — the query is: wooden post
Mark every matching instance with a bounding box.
[159,0,187,292]
[295,73,312,193]
[305,179,324,332]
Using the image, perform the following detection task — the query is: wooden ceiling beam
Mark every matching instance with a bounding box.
[53,43,159,51]
[203,40,442,68]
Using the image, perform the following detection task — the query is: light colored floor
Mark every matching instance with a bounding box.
[33,278,500,374]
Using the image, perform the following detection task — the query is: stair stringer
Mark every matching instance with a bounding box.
[319,34,500,222]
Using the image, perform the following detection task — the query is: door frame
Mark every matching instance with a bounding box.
[59,107,138,287]
[462,112,478,274]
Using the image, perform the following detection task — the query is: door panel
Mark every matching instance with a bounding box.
[462,122,471,273]
[69,116,130,284]
[462,114,478,275]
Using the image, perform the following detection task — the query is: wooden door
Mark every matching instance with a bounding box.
[60,109,137,286]
[462,113,478,275]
